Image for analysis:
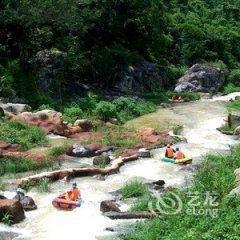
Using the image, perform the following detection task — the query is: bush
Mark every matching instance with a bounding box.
[63,106,83,123]
[228,69,240,84]
[38,178,51,192]
[0,120,47,150]
[120,179,148,199]
[94,101,117,121]
[223,83,240,95]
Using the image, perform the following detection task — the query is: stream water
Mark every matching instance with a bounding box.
[1,93,240,240]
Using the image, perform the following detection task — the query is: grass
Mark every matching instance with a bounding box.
[0,157,52,176]
[227,100,240,113]
[38,178,51,192]
[173,125,183,135]
[1,213,13,225]
[47,144,70,158]
[0,120,47,150]
[123,145,240,240]
[0,181,5,191]
[120,179,148,199]
[223,83,240,95]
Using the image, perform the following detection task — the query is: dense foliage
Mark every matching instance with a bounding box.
[124,145,240,240]
[0,0,239,105]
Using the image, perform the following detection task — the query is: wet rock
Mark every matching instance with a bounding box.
[74,119,93,132]
[175,64,225,93]
[100,200,120,213]
[0,231,19,240]
[160,103,171,108]
[0,199,25,224]
[13,194,37,211]
[0,107,5,117]
[105,227,115,232]
[152,180,166,187]
[138,148,151,158]
[0,195,7,199]
[67,144,94,157]
[93,154,111,166]
[104,211,155,219]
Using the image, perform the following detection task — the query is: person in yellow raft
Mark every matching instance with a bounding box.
[165,144,176,158]
[174,147,185,159]
[65,182,81,202]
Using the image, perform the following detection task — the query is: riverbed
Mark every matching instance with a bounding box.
[1,93,240,240]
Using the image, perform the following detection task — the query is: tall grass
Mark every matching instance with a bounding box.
[120,179,148,199]
[123,145,240,240]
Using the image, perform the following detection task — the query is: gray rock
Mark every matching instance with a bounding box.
[113,60,167,94]
[33,49,67,100]
[175,64,225,93]
[100,200,120,213]
[138,148,151,158]
[0,102,31,115]
[234,126,240,135]
[13,194,37,211]
[74,119,93,131]
[68,144,94,157]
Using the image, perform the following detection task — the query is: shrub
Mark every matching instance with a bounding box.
[63,106,83,123]
[228,69,240,84]
[223,83,240,95]
[1,213,13,226]
[94,101,117,121]
[120,179,148,199]
[48,144,69,158]
[0,120,47,150]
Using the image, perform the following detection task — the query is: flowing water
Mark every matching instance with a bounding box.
[1,93,240,240]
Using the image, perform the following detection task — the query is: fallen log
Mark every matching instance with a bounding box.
[104,211,156,219]
[14,154,139,187]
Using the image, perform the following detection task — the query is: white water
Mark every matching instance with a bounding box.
[1,93,240,240]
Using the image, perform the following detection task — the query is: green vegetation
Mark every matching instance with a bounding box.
[223,83,240,95]
[47,144,70,158]
[0,0,239,105]
[173,125,183,135]
[124,145,240,240]
[101,129,141,149]
[227,100,240,113]
[0,181,5,191]
[120,179,148,199]
[0,120,47,150]
[0,157,52,176]
[38,178,51,192]
[1,213,13,226]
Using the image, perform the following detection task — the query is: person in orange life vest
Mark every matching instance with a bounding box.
[174,147,185,159]
[65,182,81,201]
[165,144,175,158]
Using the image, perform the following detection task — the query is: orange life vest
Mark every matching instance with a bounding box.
[65,188,81,201]
[166,147,174,158]
[175,151,185,159]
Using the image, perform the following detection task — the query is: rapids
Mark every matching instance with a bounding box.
[1,93,240,240]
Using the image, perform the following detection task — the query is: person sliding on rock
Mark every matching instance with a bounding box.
[165,144,175,158]
[174,147,185,159]
[65,182,81,202]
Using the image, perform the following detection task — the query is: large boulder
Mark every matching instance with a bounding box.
[13,194,37,211]
[175,64,225,93]
[0,102,31,115]
[113,60,167,94]
[7,109,73,136]
[100,200,120,213]
[0,199,25,224]
[33,49,67,100]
